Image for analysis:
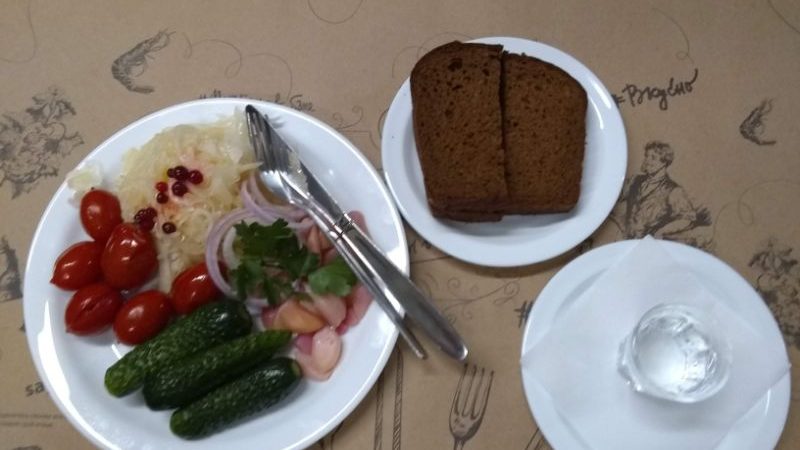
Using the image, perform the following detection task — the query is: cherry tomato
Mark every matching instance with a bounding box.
[113,290,173,345]
[80,189,122,243]
[101,223,158,290]
[51,241,103,290]
[65,283,123,335]
[170,262,221,315]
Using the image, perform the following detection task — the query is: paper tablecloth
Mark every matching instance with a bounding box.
[1,1,799,448]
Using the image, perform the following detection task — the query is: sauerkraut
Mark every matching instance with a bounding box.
[116,111,258,291]
[66,161,102,197]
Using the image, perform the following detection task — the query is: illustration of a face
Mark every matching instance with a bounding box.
[641,149,667,175]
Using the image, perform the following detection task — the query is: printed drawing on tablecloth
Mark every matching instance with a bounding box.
[307,0,364,24]
[371,348,404,450]
[749,236,800,347]
[111,29,173,94]
[0,0,38,64]
[449,363,493,450]
[524,428,553,450]
[740,99,777,146]
[0,87,83,198]
[112,27,304,106]
[610,140,713,250]
[0,236,22,302]
[314,423,344,450]
[767,0,800,37]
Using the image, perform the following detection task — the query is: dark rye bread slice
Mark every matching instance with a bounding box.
[429,204,503,222]
[499,52,587,213]
[410,42,507,219]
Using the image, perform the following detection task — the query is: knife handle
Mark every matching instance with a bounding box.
[330,233,428,360]
[333,215,469,361]
[298,204,427,359]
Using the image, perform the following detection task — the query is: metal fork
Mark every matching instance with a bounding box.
[246,106,429,359]
[449,364,494,450]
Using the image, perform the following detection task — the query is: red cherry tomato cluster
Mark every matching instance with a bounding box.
[100,223,158,290]
[80,189,123,243]
[170,262,220,315]
[114,290,173,345]
[51,241,103,290]
[51,189,221,346]
[65,283,124,335]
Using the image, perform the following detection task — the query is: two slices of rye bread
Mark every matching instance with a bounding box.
[410,42,588,221]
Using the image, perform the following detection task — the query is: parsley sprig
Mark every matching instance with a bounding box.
[308,257,358,297]
[228,220,357,304]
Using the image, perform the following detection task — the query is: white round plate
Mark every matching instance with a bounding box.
[520,240,790,450]
[23,99,406,450]
[382,36,627,267]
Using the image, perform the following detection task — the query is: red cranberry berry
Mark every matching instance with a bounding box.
[172,181,188,197]
[156,181,168,192]
[133,208,147,223]
[188,170,203,185]
[156,192,169,204]
[139,218,155,231]
[166,167,176,178]
[162,222,177,234]
[173,166,189,181]
[145,207,157,218]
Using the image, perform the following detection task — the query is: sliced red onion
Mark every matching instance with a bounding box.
[221,227,241,270]
[240,181,281,224]
[205,208,253,297]
[246,174,289,215]
[349,210,367,232]
[344,283,372,327]
[246,173,272,207]
[321,246,339,265]
[245,296,269,316]
[246,173,310,224]
[292,327,341,381]
[311,326,342,373]
[309,291,346,328]
[294,350,332,381]
[204,174,326,299]
[294,333,313,354]
[260,305,278,328]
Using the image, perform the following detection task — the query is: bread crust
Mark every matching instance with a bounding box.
[410,42,508,213]
[409,42,587,222]
[499,52,587,214]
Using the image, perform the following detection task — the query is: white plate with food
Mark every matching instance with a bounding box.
[382,36,627,267]
[520,240,790,450]
[23,98,406,449]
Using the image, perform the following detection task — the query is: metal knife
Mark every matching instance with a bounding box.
[246,105,468,361]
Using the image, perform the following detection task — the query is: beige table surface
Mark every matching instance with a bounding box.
[1,0,799,448]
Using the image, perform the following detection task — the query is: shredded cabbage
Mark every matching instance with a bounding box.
[66,162,103,199]
[115,111,258,291]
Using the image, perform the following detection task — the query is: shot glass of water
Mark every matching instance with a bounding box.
[617,303,732,403]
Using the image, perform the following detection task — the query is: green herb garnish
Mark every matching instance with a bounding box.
[308,256,358,297]
[228,221,357,303]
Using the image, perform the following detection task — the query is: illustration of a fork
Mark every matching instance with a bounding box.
[449,364,494,450]
[525,428,553,450]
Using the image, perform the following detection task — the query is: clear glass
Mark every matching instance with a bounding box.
[617,303,732,403]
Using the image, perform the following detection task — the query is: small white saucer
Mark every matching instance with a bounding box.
[520,239,790,450]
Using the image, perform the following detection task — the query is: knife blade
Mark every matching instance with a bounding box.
[261,117,468,361]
